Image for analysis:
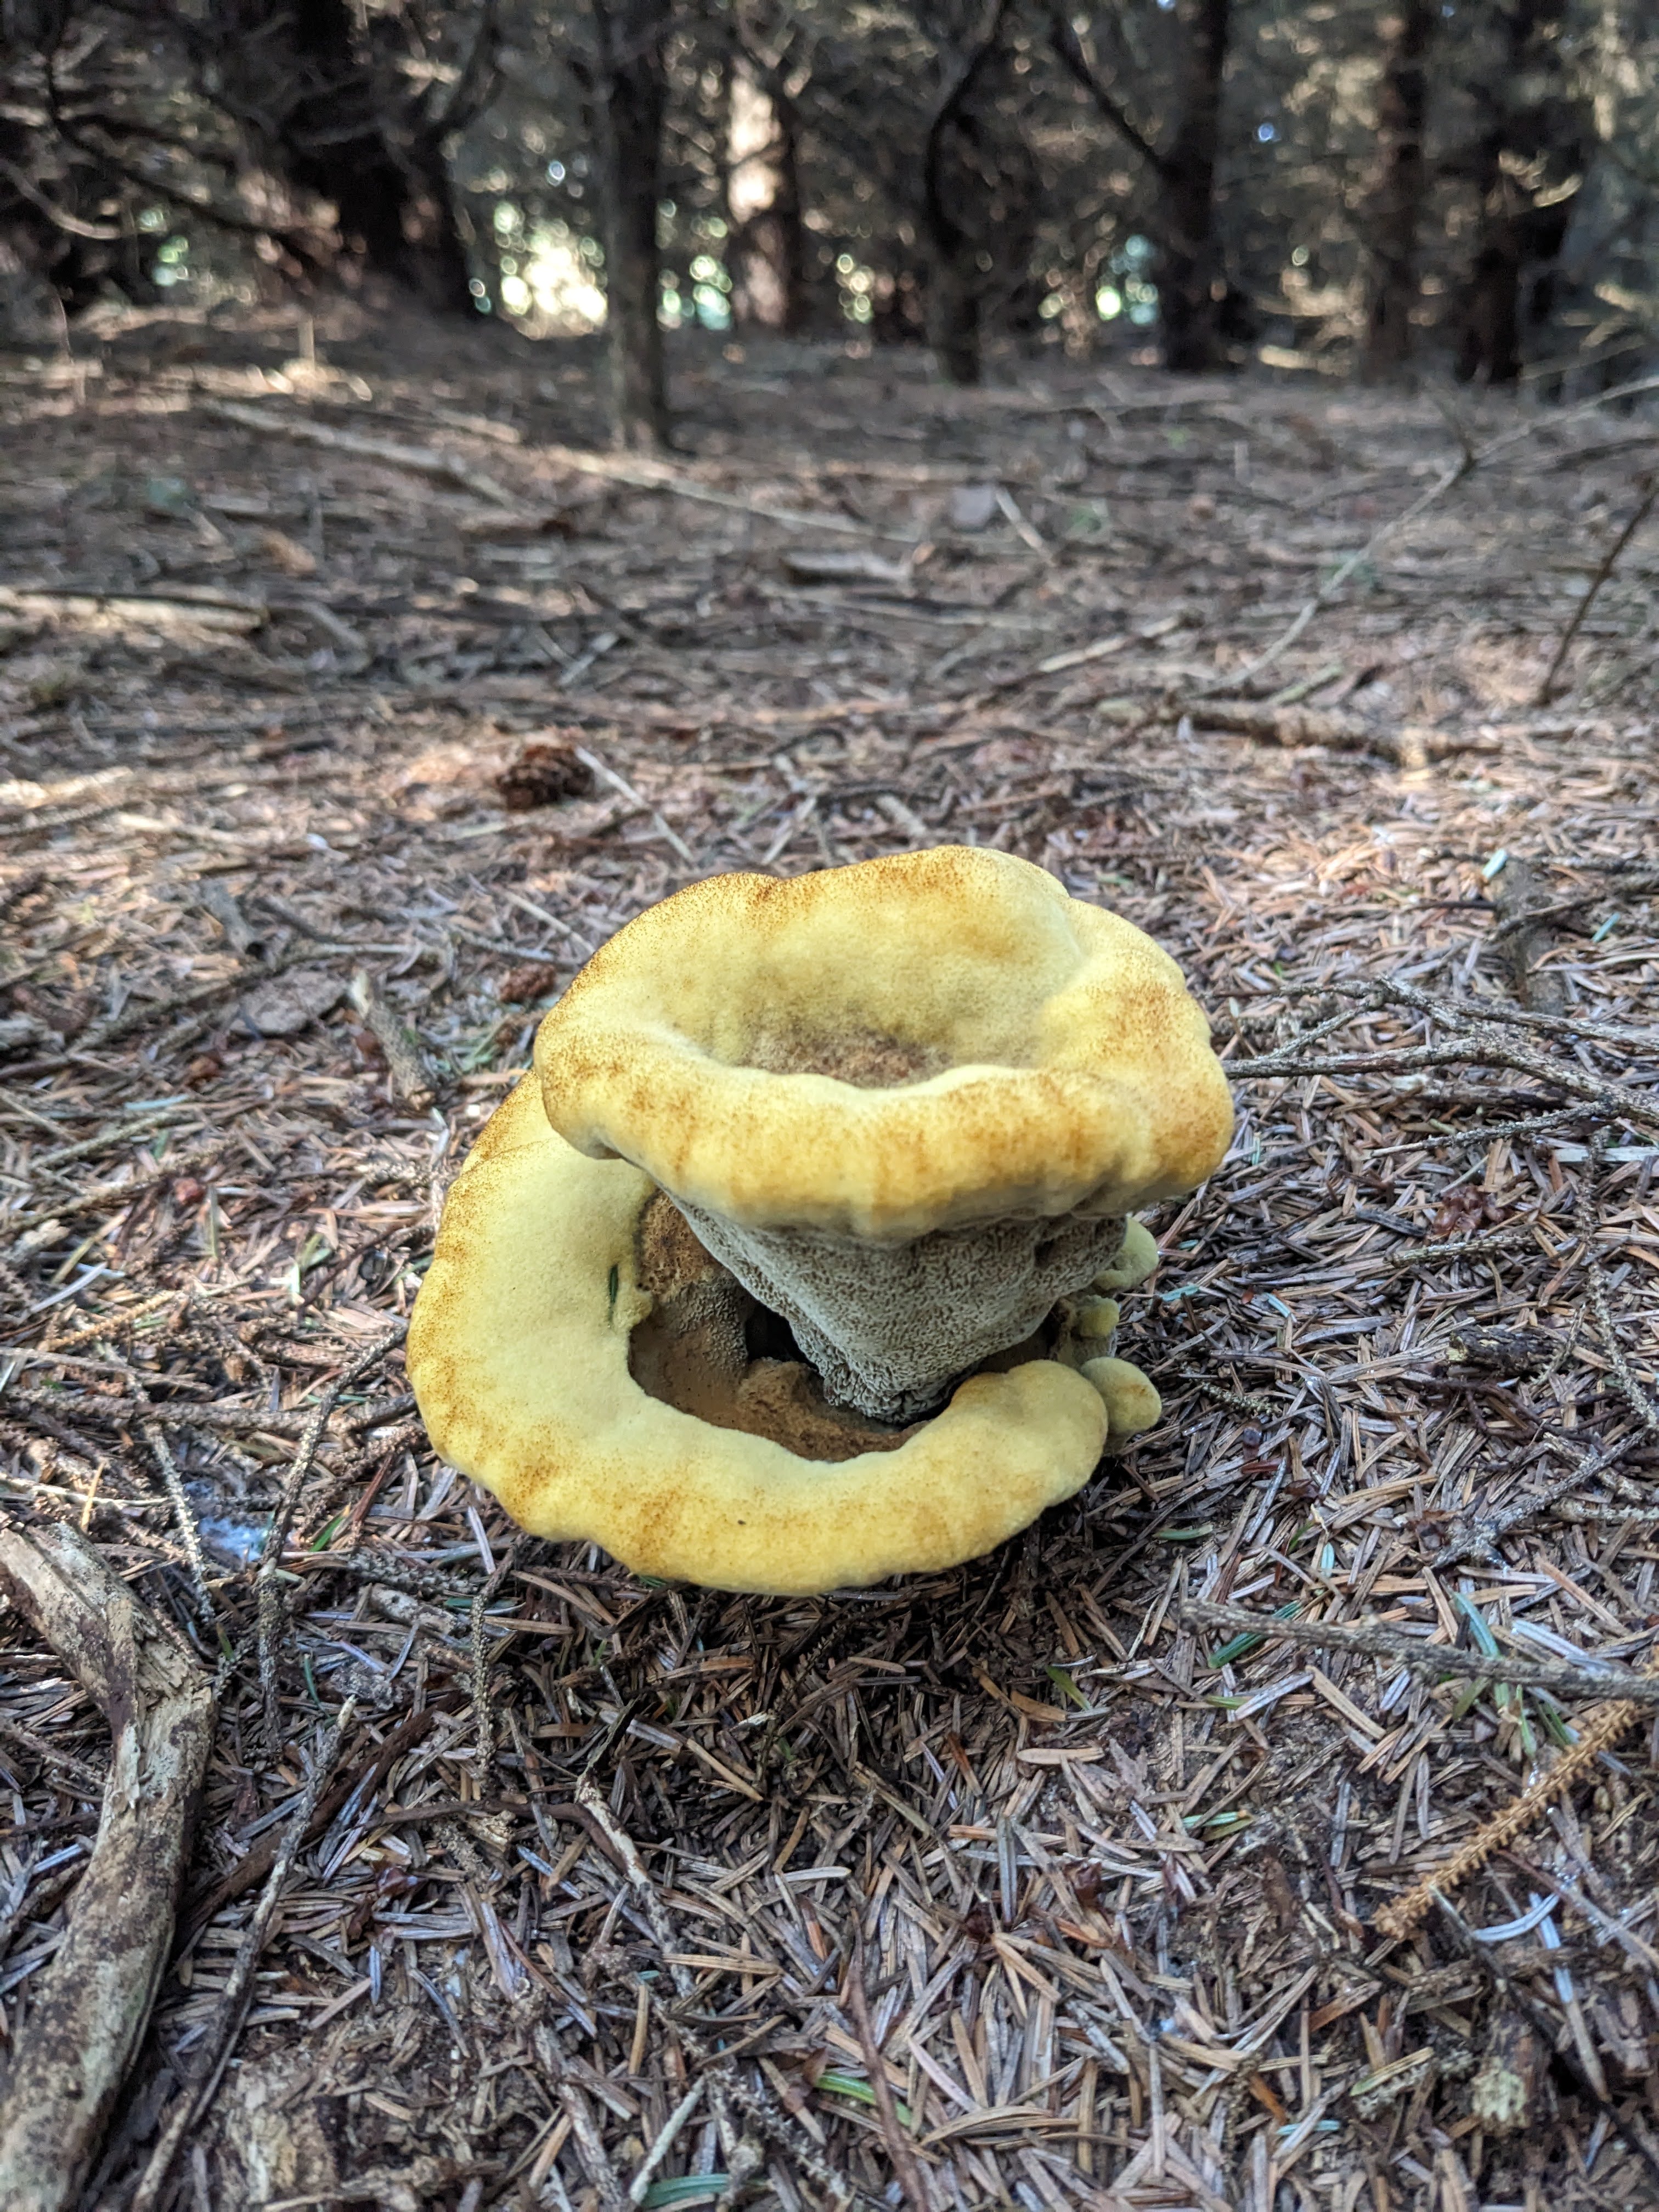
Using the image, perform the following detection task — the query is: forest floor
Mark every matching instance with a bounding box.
[2,300,1658,2212]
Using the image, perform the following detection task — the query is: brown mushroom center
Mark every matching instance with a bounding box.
[628,1194,921,1460]
[740,1024,951,1088]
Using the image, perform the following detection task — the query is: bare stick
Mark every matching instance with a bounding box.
[1285,971,1659,1054]
[469,1536,522,1788]
[0,1522,215,2212]
[0,1711,103,1794]
[1536,473,1658,705]
[628,2082,705,2205]
[1229,1021,1659,1137]
[1488,855,1567,1015]
[1198,373,1659,699]
[1192,450,1471,697]
[142,1421,212,1606]
[1181,1599,1659,1706]
[1589,1265,1659,1441]
[4,1139,225,1236]
[201,399,518,506]
[1376,1673,1656,1939]
[573,746,696,866]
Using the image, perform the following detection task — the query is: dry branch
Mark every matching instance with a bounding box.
[847,1934,930,2212]
[1189,700,1480,766]
[1181,1600,1659,1706]
[0,584,266,637]
[256,1326,403,1746]
[0,1520,215,2212]
[1536,473,1658,705]
[1375,1679,1656,1939]
[1197,370,1659,696]
[130,1699,357,2212]
[200,399,518,507]
[1488,856,1567,1015]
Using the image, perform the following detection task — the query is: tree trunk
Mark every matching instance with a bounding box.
[1157,0,1231,373]
[1455,0,1584,384]
[726,52,805,332]
[922,98,980,386]
[592,0,670,450]
[1359,1,1435,378]
[921,2,1015,390]
[927,246,980,386]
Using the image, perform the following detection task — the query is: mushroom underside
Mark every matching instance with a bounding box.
[405,1078,1119,1594]
[674,1198,1130,1425]
[629,1193,927,1460]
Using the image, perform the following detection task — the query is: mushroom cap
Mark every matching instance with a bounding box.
[534,846,1233,1245]
[407,1078,1109,1595]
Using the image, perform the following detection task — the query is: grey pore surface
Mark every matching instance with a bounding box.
[677,1201,1129,1424]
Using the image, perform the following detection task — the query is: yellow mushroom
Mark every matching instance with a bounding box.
[1093,1217,1160,1293]
[408,848,1231,1593]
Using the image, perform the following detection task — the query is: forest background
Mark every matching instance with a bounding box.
[3,0,1658,432]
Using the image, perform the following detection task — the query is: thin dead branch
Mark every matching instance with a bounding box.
[1181,1599,1659,1707]
[0,1520,215,2212]
[1536,473,1658,705]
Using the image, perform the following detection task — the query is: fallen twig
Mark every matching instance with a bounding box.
[1181,1599,1659,1706]
[0,1520,215,2212]
[572,746,696,866]
[1376,1662,1659,1939]
[1536,473,1657,705]
[256,1325,403,1748]
[1188,699,1480,768]
[1196,372,1659,697]
[847,1932,930,2212]
[1487,855,1567,1015]
[200,399,518,506]
[0,583,265,637]
[3,1138,225,1237]
[350,971,436,1108]
[178,1695,454,1946]
[1228,1020,1659,1137]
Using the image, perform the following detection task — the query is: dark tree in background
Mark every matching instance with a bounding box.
[3,0,1658,400]
[1,4,192,317]
[1156,0,1232,372]
[1047,0,1242,374]
[1359,1,1435,377]
[201,0,489,317]
[589,0,670,449]
[922,0,1039,387]
[1,1,494,319]
[1455,0,1589,382]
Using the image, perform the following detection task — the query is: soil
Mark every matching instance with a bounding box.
[2,301,1657,2211]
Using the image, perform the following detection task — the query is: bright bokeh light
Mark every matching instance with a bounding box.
[512,222,607,333]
